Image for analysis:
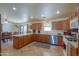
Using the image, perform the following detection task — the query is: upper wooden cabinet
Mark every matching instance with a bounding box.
[52,20,70,30]
[32,23,42,30]
[62,19,70,30]
[53,22,63,30]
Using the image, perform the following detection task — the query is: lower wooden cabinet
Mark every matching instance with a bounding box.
[57,36,65,48]
[35,34,50,44]
[57,36,63,45]
[78,48,79,56]
[23,36,27,45]
[32,34,38,41]
[13,35,33,49]
[0,34,1,55]
[18,37,24,48]
[42,35,50,43]
[13,34,51,49]
[13,36,19,49]
[70,44,78,56]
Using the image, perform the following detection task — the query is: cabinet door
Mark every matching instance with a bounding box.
[32,34,36,41]
[78,33,79,48]
[43,35,50,43]
[13,37,19,48]
[35,34,40,42]
[18,37,24,48]
[32,23,36,30]
[57,36,64,48]
[62,20,69,30]
[0,35,1,56]
[23,36,27,45]
[29,35,33,42]
[36,34,43,42]
[37,35,50,43]
[32,23,42,30]
[27,35,32,43]
[53,22,64,30]
[71,47,77,56]
[57,36,63,46]
[70,44,78,56]
[78,48,79,56]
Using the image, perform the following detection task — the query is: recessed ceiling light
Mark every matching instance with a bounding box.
[30,16,33,18]
[41,14,46,18]
[12,7,16,11]
[56,10,60,14]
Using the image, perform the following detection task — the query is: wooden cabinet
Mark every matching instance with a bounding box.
[78,33,79,48]
[32,23,42,30]
[62,20,70,30]
[52,20,70,30]
[39,34,50,43]
[13,35,33,49]
[57,36,65,48]
[78,48,79,56]
[42,35,50,43]
[78,33,79,55]
[78,13,79,23]
[70,44,78,56]
[23,36,27,45]
[0,34,1,55]
[57,36,63,46]
[13,34,50,49]
[35,34,41,42]
[18,36,24,48]
[13,36,19,49]
[32,34,50,44]
[53,22,63,30]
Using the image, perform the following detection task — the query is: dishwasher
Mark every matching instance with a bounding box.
[51,35,57,45]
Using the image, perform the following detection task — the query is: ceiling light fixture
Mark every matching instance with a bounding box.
[30,16,33,18]
[41,14,46,18]
[56,10,60,14]
[12,7,16,11]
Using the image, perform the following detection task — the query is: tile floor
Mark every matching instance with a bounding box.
[1,39,64,56]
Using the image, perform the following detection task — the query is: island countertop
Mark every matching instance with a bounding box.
[12,33,64,37]
[12,33,33,36]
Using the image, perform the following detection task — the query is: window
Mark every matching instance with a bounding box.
[19,25,27,34]
[24,26,27,32]
[43,23,52,31]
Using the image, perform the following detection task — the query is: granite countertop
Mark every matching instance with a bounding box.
[12,32,63,37]
[12,33,33,36]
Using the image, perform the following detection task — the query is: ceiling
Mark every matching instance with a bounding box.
[0,3,78,23]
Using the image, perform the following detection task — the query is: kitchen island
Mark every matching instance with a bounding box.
[12,33,33,49]
[12,33,51,49]
[12,33,64,49]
